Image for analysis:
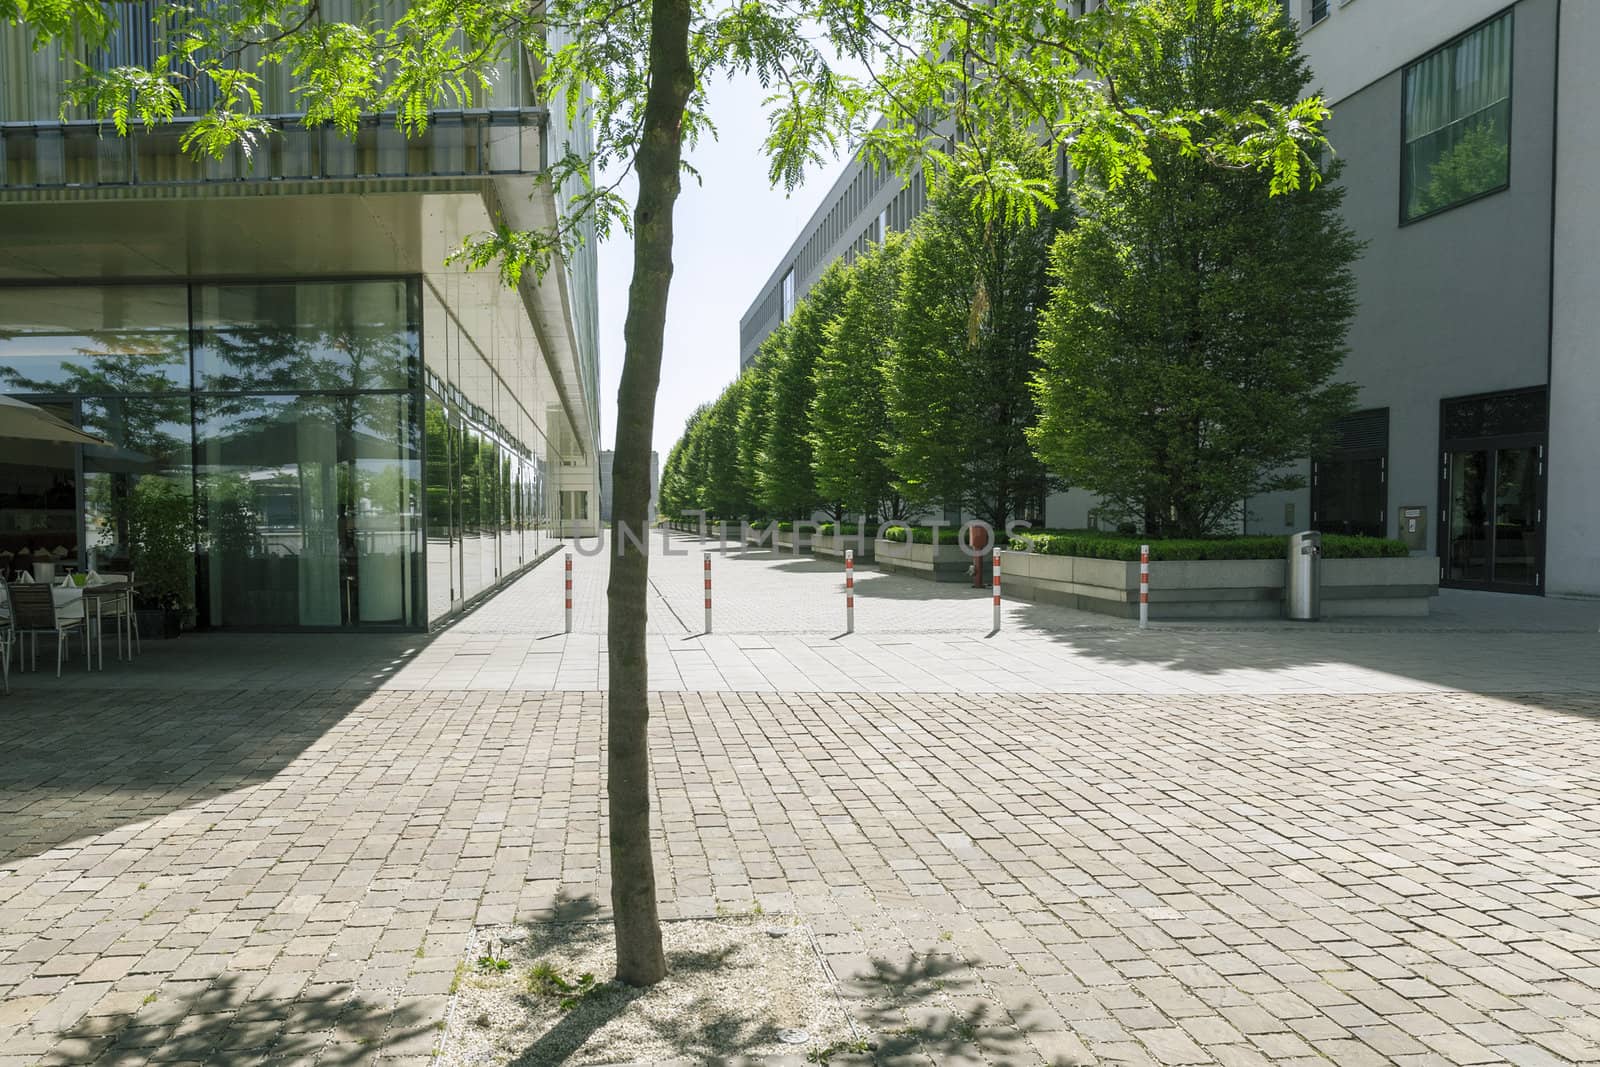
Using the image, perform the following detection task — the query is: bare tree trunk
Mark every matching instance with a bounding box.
[607,0,693,989]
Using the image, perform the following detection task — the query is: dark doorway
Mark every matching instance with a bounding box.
[1313,408,1388,538]
[1439,388,1546,594]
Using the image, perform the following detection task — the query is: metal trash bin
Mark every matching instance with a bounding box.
[1285,530,1322,621]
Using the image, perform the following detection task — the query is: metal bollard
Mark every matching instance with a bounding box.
[565,552,573,634]
[845,549,855,634]
[703,552,712,635]
[1139,544,1149,630]
[992,548,1002,631]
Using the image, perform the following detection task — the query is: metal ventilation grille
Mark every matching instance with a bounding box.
[1333,408,1389,453]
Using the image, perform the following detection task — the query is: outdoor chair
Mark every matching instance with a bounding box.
[88,571,139,660]
[0,584,11,693]
[4,581,87,677]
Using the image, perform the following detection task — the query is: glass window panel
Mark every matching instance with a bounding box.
[194,279,419,392]
[1402,13,1512,222]
[195,391,421,628]
[425,395,455,622]
[196,394,344,628]
[0,285,189,394]
[1492,446,1539,586]
[351,392,422,626]
[1447,449,1491,582]
[80,396,195,605]
[0,401,79,576]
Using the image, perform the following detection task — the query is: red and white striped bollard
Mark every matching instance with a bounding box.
[845,549,855,633]
[703,552,712,635]
[564,552,573,634]
[992,547,1002,631]
[1139,544,1149,629]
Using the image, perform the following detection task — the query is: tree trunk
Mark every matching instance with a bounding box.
[607,0,694,989]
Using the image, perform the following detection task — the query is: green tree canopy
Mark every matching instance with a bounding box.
[757,262,849,519]
[885,120,1060,530]
[1028,0,1361,538]
[809,234,910,521]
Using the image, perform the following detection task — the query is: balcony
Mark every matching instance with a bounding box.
[0,109,547,194]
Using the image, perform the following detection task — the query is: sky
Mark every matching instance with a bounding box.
[593,71,858,462]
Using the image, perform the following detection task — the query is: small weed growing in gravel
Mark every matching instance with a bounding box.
[525,960,597,1011]
[448,961,467,994]
[475,954,512,974]
[472,1012,492,1028]
[806,1037,873,1064]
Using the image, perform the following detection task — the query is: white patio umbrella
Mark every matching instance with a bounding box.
[0,394,107,446]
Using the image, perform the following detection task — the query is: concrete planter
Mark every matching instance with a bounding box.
[874,538,971,582]
[1000,551,1438,619]
[772,529,815,553]
[812,533,875,561]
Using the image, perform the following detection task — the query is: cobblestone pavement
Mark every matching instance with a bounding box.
[3,685,1600,1065]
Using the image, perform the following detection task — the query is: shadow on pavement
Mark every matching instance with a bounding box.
[38,972,435,1066]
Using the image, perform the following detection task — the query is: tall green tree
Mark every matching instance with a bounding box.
[18,0,1331,987]
[758,263,849,519]
[702,376,752,519]
[809,235,909,521]
[1029,0,1361,538]
[885,122,1059,530]
[736,345,778,520]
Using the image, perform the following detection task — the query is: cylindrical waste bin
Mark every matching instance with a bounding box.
[1285,530,1322,621]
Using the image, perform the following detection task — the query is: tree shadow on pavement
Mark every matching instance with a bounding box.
[835,952,1080,1066]
[39,972,436,1066]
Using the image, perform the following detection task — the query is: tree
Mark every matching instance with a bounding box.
[736,346,778,520]
[702,376,752,519]
[758,262,850,520]
[19,0,1331,988]
[809,235,909,521]
[885,121,1060,530]
[1029,0,1361,538]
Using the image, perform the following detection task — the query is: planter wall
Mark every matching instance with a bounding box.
[812,533,875,561]
[1000,551,1438,619]
[873,538,971,582]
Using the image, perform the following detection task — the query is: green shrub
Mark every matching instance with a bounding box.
[880,524,961,545]
[1007,529,1409,561]
[817,522,862,536]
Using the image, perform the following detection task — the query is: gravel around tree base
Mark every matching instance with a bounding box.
[439,914,857,1066]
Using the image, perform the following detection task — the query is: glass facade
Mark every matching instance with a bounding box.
[1402,12,1513,223]
[0,277,558,630]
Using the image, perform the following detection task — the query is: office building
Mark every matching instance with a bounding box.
[0,11,603,630]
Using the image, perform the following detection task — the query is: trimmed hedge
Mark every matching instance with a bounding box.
[1006,529,1410,561]
[817,522,866,536]
[880,524,962,546]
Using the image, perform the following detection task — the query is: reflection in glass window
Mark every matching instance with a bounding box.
[194,279,419,391]
[0,286,189,394]
[1402,13,1512,223]
[80,395,195,603]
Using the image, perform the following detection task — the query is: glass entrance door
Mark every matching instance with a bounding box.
[1444,444,1542,590]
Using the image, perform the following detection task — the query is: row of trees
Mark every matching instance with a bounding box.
[661,3,1360,539]
[662,119,1058,532]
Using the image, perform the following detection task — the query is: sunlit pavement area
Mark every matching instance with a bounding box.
[3,533,1600,1064]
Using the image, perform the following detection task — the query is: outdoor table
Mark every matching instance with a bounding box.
[50,582,133,670]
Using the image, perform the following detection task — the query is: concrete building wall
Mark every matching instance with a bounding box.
[1249,0,1558,560]
[1547,0,1600,596]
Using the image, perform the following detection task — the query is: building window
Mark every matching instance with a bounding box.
[1402,12,1512,224]
[780,268,796,322]
[1312,408,1388,538]
[1310,0,1328,24]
